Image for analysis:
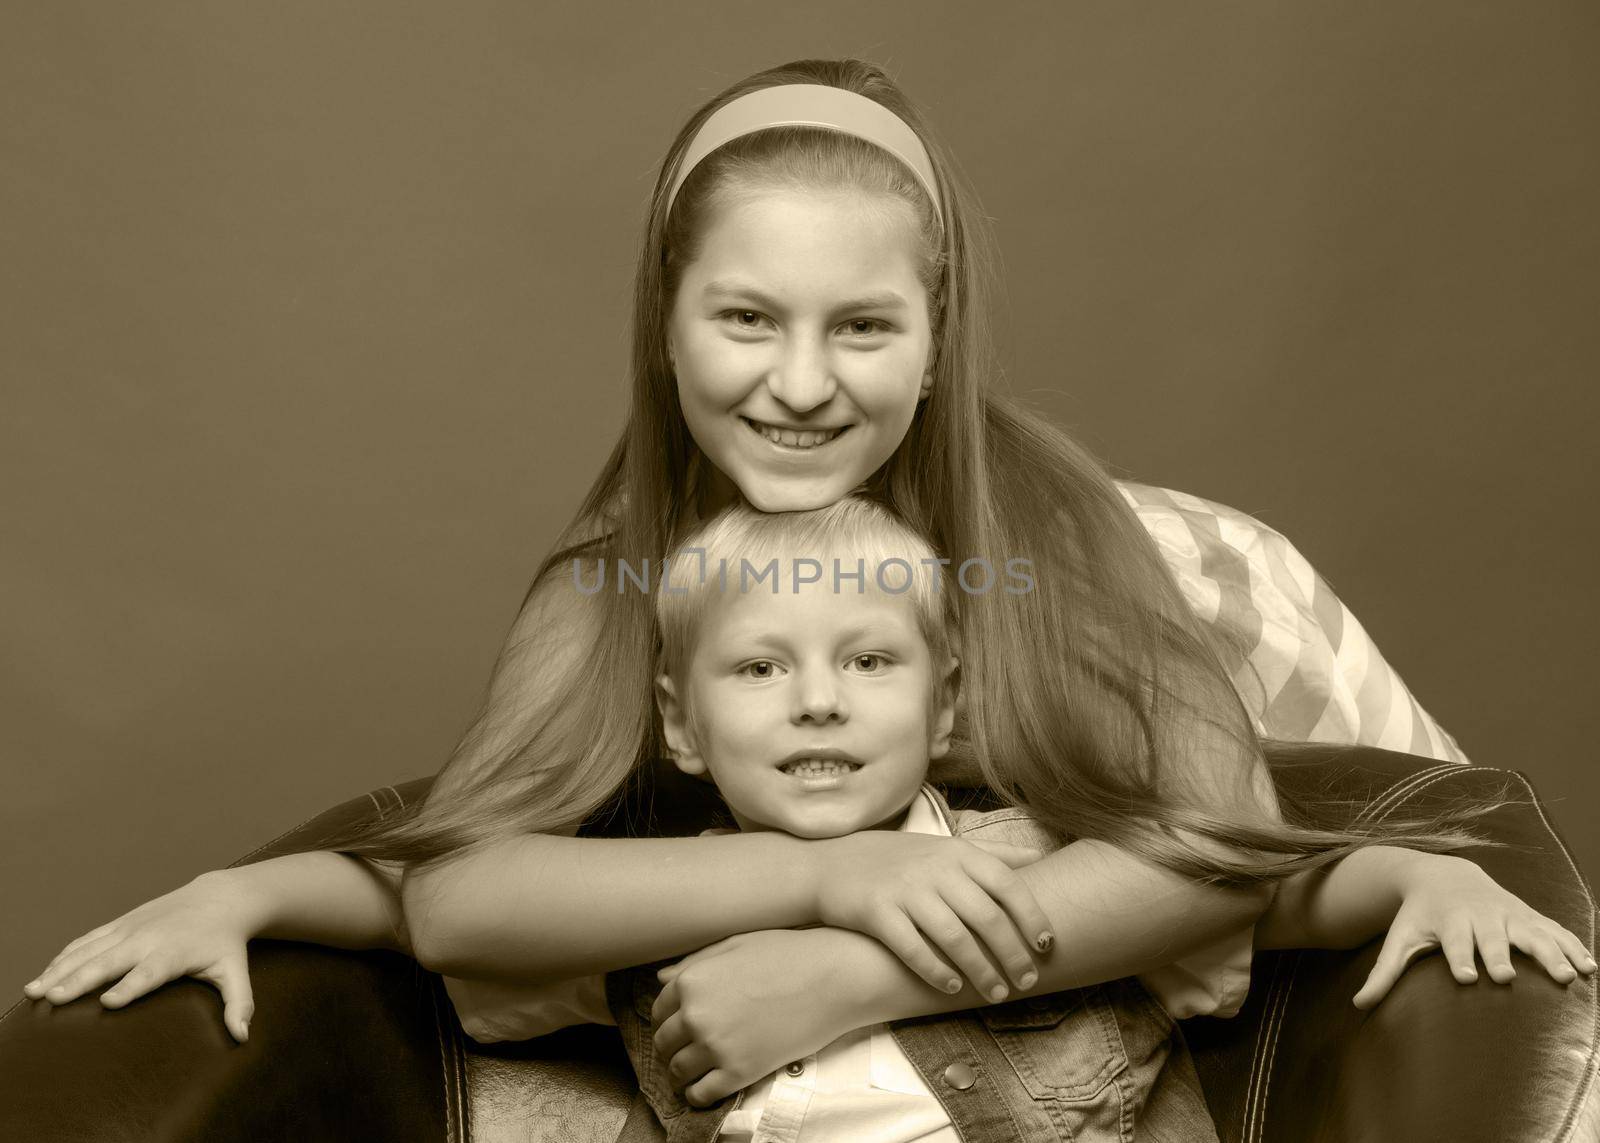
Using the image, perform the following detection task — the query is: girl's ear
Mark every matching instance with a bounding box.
[655,673,707,776]
[928,655,960,760]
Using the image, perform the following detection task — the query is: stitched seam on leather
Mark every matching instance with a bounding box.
[1241,956,1286,1143]
[434,975,468,1143]
[1357,764,1459,824]
[1254,952,1298,1143]
[1375,767,1600,1143]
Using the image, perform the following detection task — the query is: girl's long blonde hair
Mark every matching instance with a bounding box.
[325,58,1512,884]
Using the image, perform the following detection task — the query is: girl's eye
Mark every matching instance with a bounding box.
[849,653,888,673]
[739,660,782,679]
[843,319,890,338]
[722,310,769,331]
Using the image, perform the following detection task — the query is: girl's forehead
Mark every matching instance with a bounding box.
[685,190,924,285]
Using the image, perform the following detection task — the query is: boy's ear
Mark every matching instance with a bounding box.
[929,655,960,760]
[655,673,707,776]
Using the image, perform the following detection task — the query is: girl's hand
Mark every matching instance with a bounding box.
[652,929,863,1107]
[1353,854,1597,1010]
[22,870,260,1042]
[810,831,1052,1002]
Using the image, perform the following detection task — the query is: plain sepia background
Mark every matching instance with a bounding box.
[4,4,1596,1001]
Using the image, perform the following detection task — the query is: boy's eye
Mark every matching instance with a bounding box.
[849,653,889,673]
[739,660,782,679]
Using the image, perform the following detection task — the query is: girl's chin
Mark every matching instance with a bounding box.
[734,475,866,513]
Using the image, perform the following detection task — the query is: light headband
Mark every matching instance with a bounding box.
[665,84,945,225]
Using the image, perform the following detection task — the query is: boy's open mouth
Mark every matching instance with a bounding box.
[779,758,862,777]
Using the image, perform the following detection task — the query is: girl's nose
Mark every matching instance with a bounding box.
[766,338,837,413]
[792,670,847,724]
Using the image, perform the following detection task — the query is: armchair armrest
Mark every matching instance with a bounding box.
[1184,746,1600,1143]
[0,779,466,1143]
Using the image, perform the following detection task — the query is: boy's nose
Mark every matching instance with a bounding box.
[792,673,847,723]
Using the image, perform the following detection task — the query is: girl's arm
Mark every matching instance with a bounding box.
[1256,846,1595,1007]
[402,828,1049,991]
[24,850,412,1043]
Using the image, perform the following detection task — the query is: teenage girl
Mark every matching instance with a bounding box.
[27,61,1593,1116]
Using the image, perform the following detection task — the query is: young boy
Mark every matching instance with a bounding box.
[446,495,1231,1142]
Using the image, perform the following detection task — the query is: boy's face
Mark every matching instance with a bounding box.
[657,577,956,839]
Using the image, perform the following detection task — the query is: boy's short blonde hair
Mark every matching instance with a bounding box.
[656,496,956,699]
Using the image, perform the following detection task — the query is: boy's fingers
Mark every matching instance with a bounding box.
[650,979,681,1027]
[1472,921,1516,984]
[653,1011,691,1062]
[684,1069,739,1108]
[964,840,1046,869]
[656,962,682,984]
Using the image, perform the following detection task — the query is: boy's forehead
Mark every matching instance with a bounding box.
[697,576,924,643]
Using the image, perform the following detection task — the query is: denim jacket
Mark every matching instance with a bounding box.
[605,794,1222,1143]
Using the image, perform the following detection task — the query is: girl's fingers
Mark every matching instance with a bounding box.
[940,880,1039,991]
[963,839,1046,869]
[1507,921,1579,985]
[656,961,683,984]
[99,961,172,1009]
[195,952,254,1043]
[29,933,123,1000]
[1437,918,1480,985]
[1544,924,1598,975]
[684,1069,740,1109]
[870,909,963,994]
[962,858,1055,961]
[908,896,1008,1002]
[1472,920,1516,984]
[1352,929,1435,1010]
[42,946,137,1006]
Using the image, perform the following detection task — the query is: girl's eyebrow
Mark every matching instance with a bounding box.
[701,279,909,313]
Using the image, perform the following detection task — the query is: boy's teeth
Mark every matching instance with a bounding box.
[751,421,843,448]
[783,758,858,776]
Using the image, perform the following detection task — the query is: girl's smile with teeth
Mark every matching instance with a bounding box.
[744,417,850,449]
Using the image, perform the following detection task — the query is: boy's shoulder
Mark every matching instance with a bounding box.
[932,787,1060,851]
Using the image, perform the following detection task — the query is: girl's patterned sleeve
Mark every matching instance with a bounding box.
[1117,481,1470,763]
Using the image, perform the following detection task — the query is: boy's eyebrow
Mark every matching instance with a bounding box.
[701,279,910,313]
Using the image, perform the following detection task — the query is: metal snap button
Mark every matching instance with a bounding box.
[941,1061,976,1090]
[785,1060,806,1077]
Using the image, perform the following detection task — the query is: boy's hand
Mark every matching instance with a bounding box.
[652,929,862,1107]
[1352,854,1596,1010]
[810,832,1053,1002]
[22,870,260,1043]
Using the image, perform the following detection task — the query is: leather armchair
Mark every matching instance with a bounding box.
[4,744,1597,1142]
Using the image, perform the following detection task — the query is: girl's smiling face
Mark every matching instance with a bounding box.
[667,190,936,513]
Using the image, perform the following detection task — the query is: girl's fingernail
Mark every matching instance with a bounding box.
[945,978,963,994]
[988,984,1009,1002]
[1585,958,1597,971]
[1019,971,1038,989]
[1035,933,1054,953]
